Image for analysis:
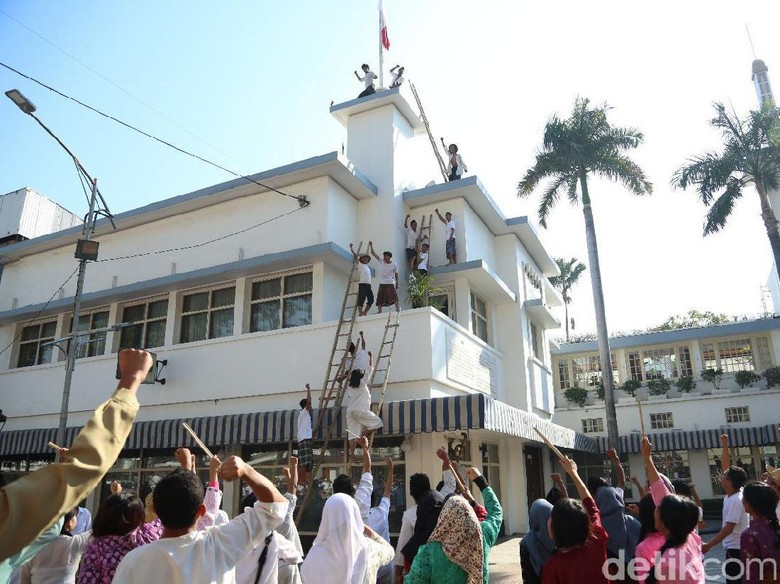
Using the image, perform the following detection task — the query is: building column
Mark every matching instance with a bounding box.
[233,277,247,336]
[163,291,178,347]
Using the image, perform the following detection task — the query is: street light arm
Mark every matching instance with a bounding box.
[28,112,95,185]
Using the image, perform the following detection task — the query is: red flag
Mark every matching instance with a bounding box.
[380,1,390,50]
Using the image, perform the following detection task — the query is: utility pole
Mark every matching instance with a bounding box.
[57,177,99,451]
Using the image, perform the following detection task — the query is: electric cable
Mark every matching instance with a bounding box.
[0,266,79,358]
[0,61,309,206]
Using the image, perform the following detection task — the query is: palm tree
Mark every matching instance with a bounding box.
[550,257,587,342]
[673,103,780,283]
[518,98,652,450]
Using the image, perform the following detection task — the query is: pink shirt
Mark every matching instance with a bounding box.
[635,532,665,583]
[645,478,705,584]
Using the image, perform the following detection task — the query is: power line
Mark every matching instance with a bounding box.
[0,61,309,207]
[0,266,79,358]
[97,205,307,262]
[0,8,250,171]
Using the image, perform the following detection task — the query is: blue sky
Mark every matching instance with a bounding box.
[2,1,780,333]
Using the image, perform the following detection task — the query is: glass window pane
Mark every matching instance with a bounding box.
[183,292,209,313]
[20,325,40,342]
[209,308,234,338]
[39,344,54,364]
[145,320,166,348]
[123,304,146,323]
[88,332,107,357]
[252,279,281,301]
[120,324,144,349]
[283,295,312,328]
[284,273,312,295]
[211,287,235,308]
[251,301,280,332]
[41,322,57,338]
[92,311,109,329]
[475,297,486,316]
[77,315,91,332]
[476,319,488,342]
[181,313,208,343]
[148,300,168,319]
[17,343,38,367]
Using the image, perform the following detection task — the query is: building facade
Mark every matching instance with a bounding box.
[0,88,588,537]
[551,319,780,501]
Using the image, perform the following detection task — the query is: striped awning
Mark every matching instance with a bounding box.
[594,423,780,454]
[0,393,596,456]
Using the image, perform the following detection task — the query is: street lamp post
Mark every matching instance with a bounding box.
[5,89,113,456]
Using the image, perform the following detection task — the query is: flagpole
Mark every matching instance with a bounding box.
[378,0,384,88]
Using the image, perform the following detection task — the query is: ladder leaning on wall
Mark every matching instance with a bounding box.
[410,82,449,184]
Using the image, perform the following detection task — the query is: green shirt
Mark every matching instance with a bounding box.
[405,485,503,584]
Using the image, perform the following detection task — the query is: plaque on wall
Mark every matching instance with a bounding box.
[445,328,497,394]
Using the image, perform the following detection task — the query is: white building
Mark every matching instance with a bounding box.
[0,88,592,539]
[551,319,780,501]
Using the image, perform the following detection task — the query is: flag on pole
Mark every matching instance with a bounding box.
[380,0,390,50]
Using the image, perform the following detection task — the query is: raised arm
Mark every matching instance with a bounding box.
[404,214,410,228]
[384,457,394,498]
[436,447,458,498]
[641,437,662,490]
[305,383,312,412]
[559,455,591,502]
[369,240,381,261]
[0,349,150,563]
[391,65,399,73]
[435,208,446,224]
[607,448,626,491]
[630,475,647,498]
[349,242,359,261]
[359,331,366,350]
[368,350,373,369]
[286,456,298,495]
[720,433,730,473]
[466,467,503,548]
[354,70,363,81]
[551,472,569,499]
[360,435,372,474]
[220,456,286,504]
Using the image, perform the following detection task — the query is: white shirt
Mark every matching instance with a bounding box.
[354,472,374,519]
[406,227,418,249]
[351,348,369,372]
[361,71,377,88]
[417,251,428,271]
[345,367,373,411]
[722,490,749,549]
[394,506,417,567]
[20,532,91,584]
[446,153,467,175]
[112,501,287,584]
[358,263,371,285]
[235,532,302,584]
[378,261,398,285]
[445,219,455,240]
[297,408,312,442]
[366,497,391,543]
[390,71,404,88]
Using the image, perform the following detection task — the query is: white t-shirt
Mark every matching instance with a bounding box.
[406,227,418,249]
[358,263,371,285]
[234,531,302,584]
[417,251,429,271]
[297,408,312,442]
[112,501,287,584]
[378,261,398,285]
[351,348,369,372]
[722,490,749,549]
[391,71,404,87]
[345,367,373,411]
[445,219,455,240]
[354,472,374,520]
[363,71,376,88]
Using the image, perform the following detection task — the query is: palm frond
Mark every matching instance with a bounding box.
[703,177,744,235]
[672,152,738,204]
[592,154,653,196]
[518,150,572,197]
[538,175,571,228]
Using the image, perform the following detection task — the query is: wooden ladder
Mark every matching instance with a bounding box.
[295,243,364,525]
[410,82,449,184]
[367,310,401,445]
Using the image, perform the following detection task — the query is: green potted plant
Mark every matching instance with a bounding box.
[406,272,443,309]
[621,379,642,397]
[735,370,761,389]
[701,368,723,390]
[763,367,780,388]
[563,385,588,407]
[674,375,696,393]
[647,377,671,397]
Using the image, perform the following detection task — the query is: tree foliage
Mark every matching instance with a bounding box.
[651,310,733,331]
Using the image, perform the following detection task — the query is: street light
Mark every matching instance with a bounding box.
[6,88,114,457]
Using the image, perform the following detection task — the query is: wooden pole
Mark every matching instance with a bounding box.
[182,422,215,459]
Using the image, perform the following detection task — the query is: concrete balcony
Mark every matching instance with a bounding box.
[0,307,503,431]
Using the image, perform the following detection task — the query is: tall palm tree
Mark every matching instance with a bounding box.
[673,103,780,283]
[518,98,652,450]
[550,257,587,342]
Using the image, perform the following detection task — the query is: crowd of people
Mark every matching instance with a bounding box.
[519,434,780,584]
[0,349,506,584]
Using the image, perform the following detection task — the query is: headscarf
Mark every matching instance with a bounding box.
[521,499,556,577]
[401,489,444,563]
[144,492,157,523]
[596,486,641,561]
[300,493,368,584]
[428,496,484,584]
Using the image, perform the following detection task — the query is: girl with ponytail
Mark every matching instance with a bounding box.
[741,481,780,583]
[641,437,704,584]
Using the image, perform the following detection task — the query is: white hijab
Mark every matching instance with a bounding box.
[300,493,368,584]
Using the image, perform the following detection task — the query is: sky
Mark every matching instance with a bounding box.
[1,1,779,335]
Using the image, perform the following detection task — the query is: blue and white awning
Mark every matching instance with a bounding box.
[0,393,596,456]
[594,423,779,454]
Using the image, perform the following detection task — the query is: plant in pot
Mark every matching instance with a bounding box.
[406,272,443,309]
[563,385,588,407]
[647,377,671,396]
[621,379,642,397]
[735,370,761,389]
[701,368,723,390]
[674,375,696,393]
[763,367,780,388]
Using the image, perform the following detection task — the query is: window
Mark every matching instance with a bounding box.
[678,346,693,377]
[470,292,488,343]
[530,323,544,361]
[68,310,109,358]
[119,299,168,349]
[627,345,692,382]
[557,360,570,389]
[651,450,691,480]
[567,354,619,388]
[524,265,542,300]
[725,406,750,423]
[581,418,604,433]
[17,321,57,367]
[701,337,767,374]
[649,412,674,429]
[249,272,312,332]
[708,446,759,495]
[180,287,235,343]
[481,443,501,502]
[628,352,642,381]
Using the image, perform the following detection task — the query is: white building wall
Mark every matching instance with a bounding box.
[462,203,496,267]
